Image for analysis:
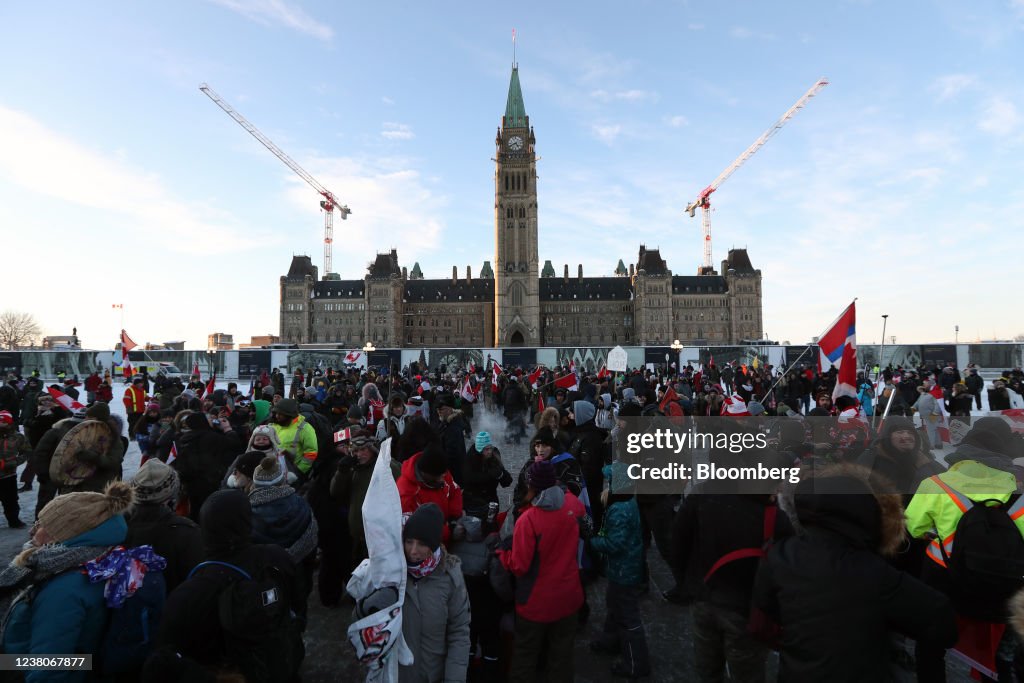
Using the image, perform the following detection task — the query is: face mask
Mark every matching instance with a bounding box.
[227,474,242,489]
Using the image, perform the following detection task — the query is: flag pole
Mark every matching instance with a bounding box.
[763,345,813,407]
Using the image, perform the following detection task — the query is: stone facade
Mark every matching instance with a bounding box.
[279,66,763,349]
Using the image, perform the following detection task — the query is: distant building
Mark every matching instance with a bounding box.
[280,65,763,348]
[207,333,234,351]
[42,336,79,350]
[239,334,281,348]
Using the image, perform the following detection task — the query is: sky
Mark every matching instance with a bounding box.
[1,1,1022,350]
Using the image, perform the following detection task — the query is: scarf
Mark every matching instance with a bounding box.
[407,547,442,580]
[0,543,111,593]
[83,545,167,608]
[247,483,294,507]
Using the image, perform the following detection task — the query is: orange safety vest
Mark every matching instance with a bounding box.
[924,475,1024,567]
[123,385,146,414]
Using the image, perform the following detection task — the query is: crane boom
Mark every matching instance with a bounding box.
[686,77,828,272]
[199,83,350,276]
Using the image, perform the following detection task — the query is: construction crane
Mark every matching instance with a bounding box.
[199,83,350,277]
[686,77,828,274]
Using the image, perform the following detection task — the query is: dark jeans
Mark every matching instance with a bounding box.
[466,576,502,660]
[510,612,577,683]
[594,582,650,676]
[0,476,20,525]
[691,601,767,683]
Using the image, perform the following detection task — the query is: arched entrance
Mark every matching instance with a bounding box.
[509,331,525,346]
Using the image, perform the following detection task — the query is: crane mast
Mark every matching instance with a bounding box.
[199,83,350,276]
[686,77,828,273]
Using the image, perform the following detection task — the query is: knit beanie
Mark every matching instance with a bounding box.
[417,444,447,476]
[475,432,491,451]
[533,427,559,448]
[527,460,557,491]
[184,412,210,431]
[234,451,266,480]
[131,459,180,505]
[403,503,444,551]
[252,455,286,487]
[274,398,299,418]
[85,402,110,421]
[37,480,134,544]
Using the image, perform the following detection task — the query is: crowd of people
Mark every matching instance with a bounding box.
[0,358,1021,681]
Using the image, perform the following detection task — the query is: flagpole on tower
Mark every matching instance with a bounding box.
[512,28,517,67]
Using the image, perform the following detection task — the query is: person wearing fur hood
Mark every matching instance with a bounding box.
[0,482,166,669]
[754,464,957,682]
[375,392,409,443]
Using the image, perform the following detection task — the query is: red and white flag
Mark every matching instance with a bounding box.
[120,329,137,353]
[596,365,610,380]
[192,361,201,377]
[205,374,217,397]
[721,395,751,417]
[460,376,478,403]
[47,386,85,412]
[527,367,542,390]
[167,442,178,465]
[554,374,579,391]
[491,361,503,393]
[344,351,362,364]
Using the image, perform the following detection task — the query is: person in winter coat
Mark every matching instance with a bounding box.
[331,433,402,569]
[965,368,984,410]
[911,386,943,450]
[671,458,791,683]
[0,481,146,678]
[533,407,572,452]
[397,443,463,547]
[657,384,684,418]
[989,379,1012,411]
[399,503,472,683]
[0,410,29,528]
[269,398,319,478]
[945,382,974,417]
[171,412,243,523]
[513,427,586,511]
[247,454,317,630]
[596,393,616,431]
[906,417,1024,680]
[588,463,651,679]
[497,460,586,683]
[856,416,945,506]
[502,376,529,446]
[375,392,408,443]
[753,465,958,683]
[152,489,304,682]
[568,400,608,530]
[460,432,512,520]
[126,459,203,593]
[435,394,469,486]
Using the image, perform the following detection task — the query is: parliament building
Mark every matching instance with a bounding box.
[280,65,764,349]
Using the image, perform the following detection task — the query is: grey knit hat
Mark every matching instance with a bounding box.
[252,455,286,487]
[130,459,180,504]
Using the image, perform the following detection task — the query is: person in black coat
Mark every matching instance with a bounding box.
[568,400,608,530]
[753,465,958,683]
[965,368,984,410]
[149,489,303,682]
[435,394,468,486]
[460,432,512,521]
[126,459,203,593]
[171,412,243,523]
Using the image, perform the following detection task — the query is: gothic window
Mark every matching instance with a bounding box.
[507,207,513,219]
[504,174,509,191]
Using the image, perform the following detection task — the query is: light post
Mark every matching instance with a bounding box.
[955,325,959,344]
[670,339,683,373]
[206,348,216,379]
[878,314,888,379]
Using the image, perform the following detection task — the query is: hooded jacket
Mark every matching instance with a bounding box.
[125,503,203,594]
[397,452,463,546]
[856,417,946,503]
[399,550,471,683]
[590,494,644,586]
[754,465,957,682]
[497,486,585,622]
[438,409,468,486]
[460,445,512,517]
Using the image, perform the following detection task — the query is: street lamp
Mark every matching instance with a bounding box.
[362,341,376,354]
[206,348,216,378]
[955,325,959,344]
[878,314,889,379]
[670,339,683,352]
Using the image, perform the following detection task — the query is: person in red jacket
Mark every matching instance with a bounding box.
[397,442,463,546]
[497,460,585,683]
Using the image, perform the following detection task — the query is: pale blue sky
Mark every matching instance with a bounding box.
[1,1,1021,349]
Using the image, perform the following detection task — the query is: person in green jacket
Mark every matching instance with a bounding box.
[270,398,318,476]
[588,463,650,679]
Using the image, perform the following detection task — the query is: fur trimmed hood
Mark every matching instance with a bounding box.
[782,463,906,557]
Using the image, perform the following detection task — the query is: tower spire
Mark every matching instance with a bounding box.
[512,28,517,68]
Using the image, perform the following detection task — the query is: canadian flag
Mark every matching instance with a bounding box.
[345,351,362,364]
[334,427,352,444]
[721,395,750,417]
[460,376,477,403]
[554,374,579,391]
[192,361,201,377]
[596,365,610,380]
[120,329,137,353]
[527,367,542,390]
[491,361,503,393]
[167,442,178,465]
[205,373,217,397]
[47,386,85,412]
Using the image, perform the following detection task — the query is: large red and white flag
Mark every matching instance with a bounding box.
[47,386,85,412]
[120,330,137,353]
[460,376,478,403]
[491,361,503,393]
[344,351,362,364]
[527,367,542,390]
[554,373,579,391]
[596,365,610,380]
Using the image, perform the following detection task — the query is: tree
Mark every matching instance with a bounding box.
[1015,333,1024,342]
[0,311,42,349]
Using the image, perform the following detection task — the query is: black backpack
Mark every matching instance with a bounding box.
[99,569,166,675]
[932,477,1024,622]
[188,559,304,683]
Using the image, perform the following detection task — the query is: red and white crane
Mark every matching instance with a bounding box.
[200,83,350,277]
[686,77,828,274]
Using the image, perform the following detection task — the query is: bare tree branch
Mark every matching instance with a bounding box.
[0,311,42,349]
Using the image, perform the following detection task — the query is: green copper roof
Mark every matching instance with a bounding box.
[615,259,628,275]
[480,261,494,278]
[541,259,555,278]
[410,262,423,279]
[504,67,528,128]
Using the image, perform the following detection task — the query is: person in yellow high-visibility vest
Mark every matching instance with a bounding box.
[122,376,148,438]
[905,417,1024,680]
[269,398,318,478]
